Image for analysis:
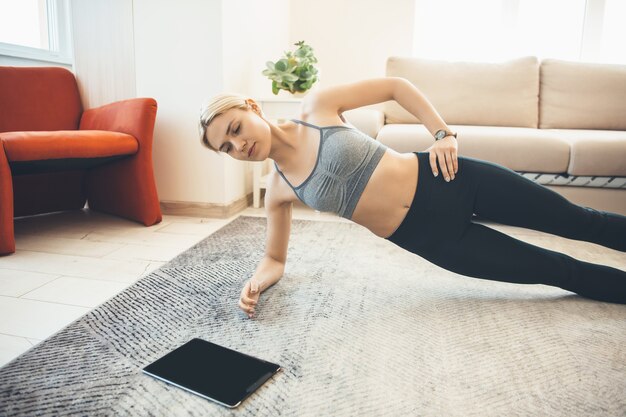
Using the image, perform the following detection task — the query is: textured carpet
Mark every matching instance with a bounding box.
[1,215,625,416]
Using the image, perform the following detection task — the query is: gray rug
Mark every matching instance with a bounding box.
[1,216,625,416]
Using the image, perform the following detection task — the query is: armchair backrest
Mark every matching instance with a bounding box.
[0,66,83,133]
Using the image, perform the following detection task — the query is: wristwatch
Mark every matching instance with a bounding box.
[434,129,457,141]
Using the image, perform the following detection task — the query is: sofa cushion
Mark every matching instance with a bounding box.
[1,130,138,161]
[376,124,570,173]
[539,59,626,130]
[384,56,539,128]
[547,129,626,176]
[1,130,138,175]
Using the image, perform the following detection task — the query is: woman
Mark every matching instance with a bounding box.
[199,77,626,318]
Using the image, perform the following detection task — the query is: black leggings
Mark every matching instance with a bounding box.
[386,152,626,304]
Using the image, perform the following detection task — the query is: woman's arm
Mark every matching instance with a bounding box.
[306,77,452,136]
[393,78,460,180]
[239,171,292,318]
[308,76,459,180]
[392,78,453,138]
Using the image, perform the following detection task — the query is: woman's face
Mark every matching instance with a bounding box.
[205,104,270,161]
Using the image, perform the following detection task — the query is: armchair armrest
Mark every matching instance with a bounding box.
[79,98,157,151]
[342,108,385,139]
[78,97,161,226]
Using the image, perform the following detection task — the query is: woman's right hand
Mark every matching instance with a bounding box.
[239,278,261,319]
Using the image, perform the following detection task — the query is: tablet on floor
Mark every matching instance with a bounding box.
[142,338,281,408]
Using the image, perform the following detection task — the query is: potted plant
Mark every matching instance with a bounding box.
[262,40,320,96]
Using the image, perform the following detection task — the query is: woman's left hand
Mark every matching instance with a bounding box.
[425,136,459,182]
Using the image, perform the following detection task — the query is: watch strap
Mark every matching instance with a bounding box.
[434,129,457,141]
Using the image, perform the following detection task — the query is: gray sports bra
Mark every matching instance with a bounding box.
[273,119,388,219]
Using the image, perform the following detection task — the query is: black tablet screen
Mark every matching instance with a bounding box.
[142,338,281,408]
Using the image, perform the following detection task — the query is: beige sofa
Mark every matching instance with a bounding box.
[344,56,626,216]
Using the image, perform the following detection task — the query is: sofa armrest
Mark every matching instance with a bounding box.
[342,108,385,139]
[79,98,157,150]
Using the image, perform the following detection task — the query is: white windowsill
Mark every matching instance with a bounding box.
[0,42,73,65]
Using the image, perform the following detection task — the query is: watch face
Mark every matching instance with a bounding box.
[435,130,445,140]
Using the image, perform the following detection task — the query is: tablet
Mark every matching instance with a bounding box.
[142,338,281,408]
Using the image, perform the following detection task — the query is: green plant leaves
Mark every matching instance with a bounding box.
[261,40,320,95]
[275,59,288,72]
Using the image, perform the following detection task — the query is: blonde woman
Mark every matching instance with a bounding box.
[199,77,626,318]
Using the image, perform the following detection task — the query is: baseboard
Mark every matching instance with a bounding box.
[160,193,253,218]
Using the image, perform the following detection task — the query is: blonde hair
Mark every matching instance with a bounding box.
[199,92,251,152]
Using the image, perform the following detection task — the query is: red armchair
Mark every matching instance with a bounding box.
[0,66,162,255]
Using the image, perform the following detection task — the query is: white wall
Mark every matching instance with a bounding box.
[289,0,414,88]
[221,0,291,204]
[222,0,291,98]
[133,0,226,204]
[71,0,136,109]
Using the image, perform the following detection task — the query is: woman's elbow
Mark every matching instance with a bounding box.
[391,77,412,99]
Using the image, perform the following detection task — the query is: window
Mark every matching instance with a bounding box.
[597,0,626,64]
[0,0,72,64]
[413,0,626,64]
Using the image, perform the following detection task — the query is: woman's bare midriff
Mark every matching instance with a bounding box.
[350,149,419,238]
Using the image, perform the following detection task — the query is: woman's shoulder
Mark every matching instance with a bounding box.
[298,94,350,128]
[266,168,300,206]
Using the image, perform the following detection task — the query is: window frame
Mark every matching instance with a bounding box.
[0,0,73,65]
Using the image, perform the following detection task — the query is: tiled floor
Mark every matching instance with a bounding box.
[1,203,624,367]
